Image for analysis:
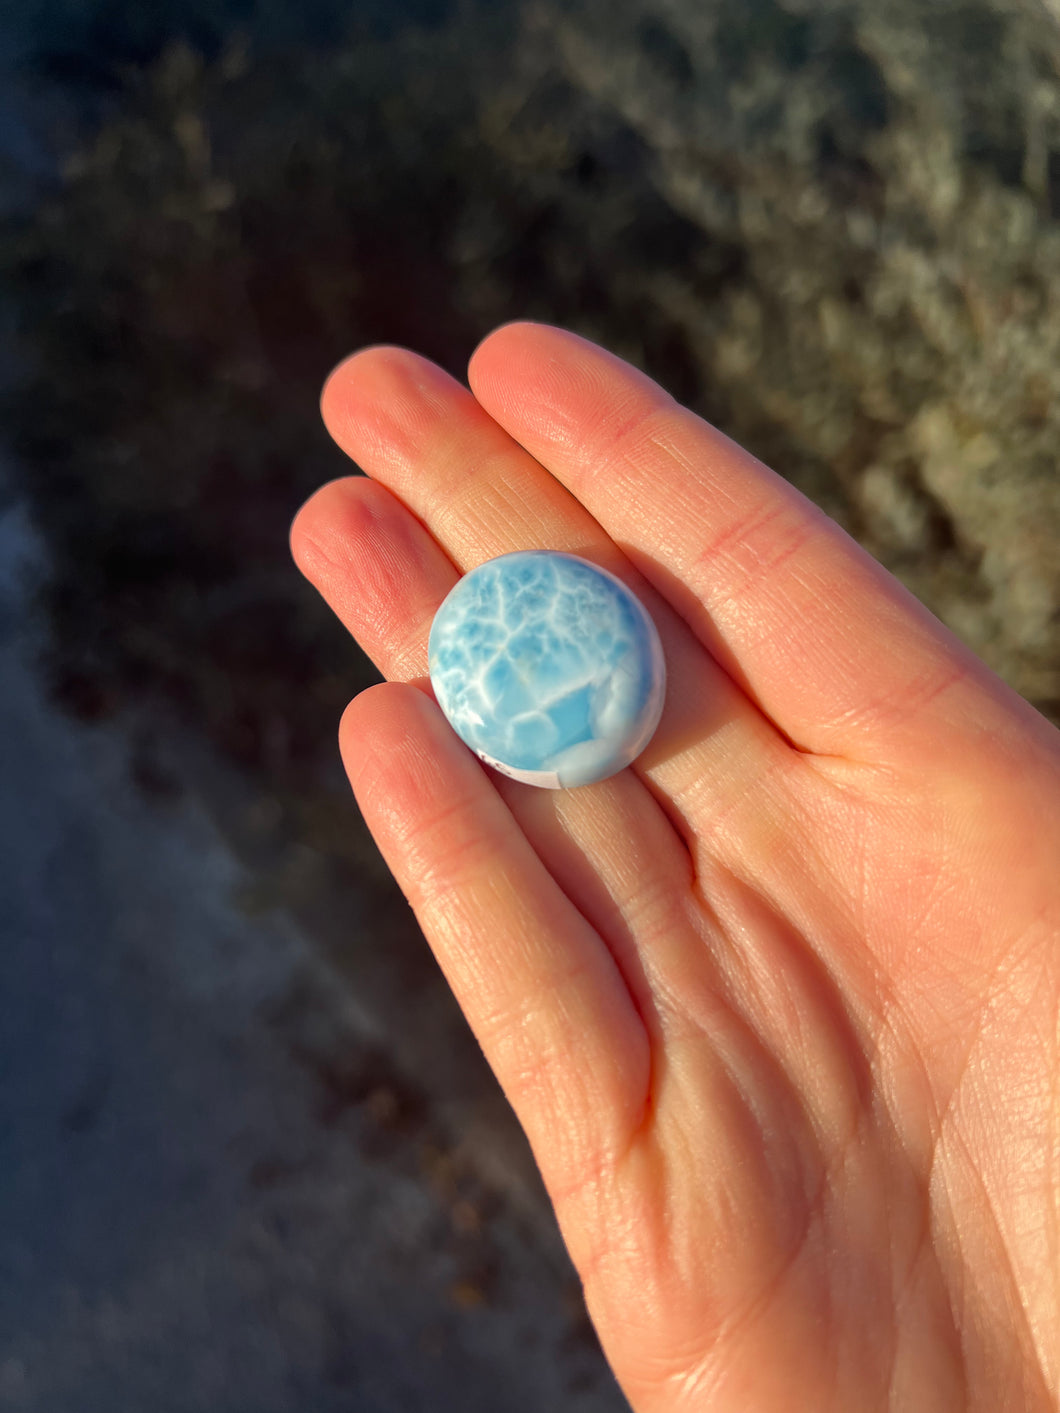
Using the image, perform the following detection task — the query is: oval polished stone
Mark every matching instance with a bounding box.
[428,551,666,788]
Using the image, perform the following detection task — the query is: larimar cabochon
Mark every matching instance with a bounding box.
[428,551,666,789]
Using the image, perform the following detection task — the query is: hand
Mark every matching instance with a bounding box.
[291,323,1060,1412]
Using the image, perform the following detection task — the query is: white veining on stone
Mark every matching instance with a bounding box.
[428,551,666,788]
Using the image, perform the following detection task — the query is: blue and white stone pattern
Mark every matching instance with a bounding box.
[428,551,666,789]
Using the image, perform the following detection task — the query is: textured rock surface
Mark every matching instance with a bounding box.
[429,552,665,787]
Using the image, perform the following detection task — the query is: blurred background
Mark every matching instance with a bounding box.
[1,0,1059,1408]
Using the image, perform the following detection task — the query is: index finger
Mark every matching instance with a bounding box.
[469,323,1035,763]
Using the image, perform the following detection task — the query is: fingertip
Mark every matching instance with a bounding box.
[469,320,630,384]
[339,681,406,797]
[320,343,411,394]
[338,679,485,863]
[339,674,427,724]
[470,321,665,459]
[338,678,387,754]
[468,319,561,393]
[290,473,348,551]
[319,346,397,446]
[338,678,440,784]
[470,317,548,357]
[289,474,370,587]
[320,349,365,434]
[321,344,471,467]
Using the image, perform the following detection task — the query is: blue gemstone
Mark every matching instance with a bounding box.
[428,551,666,788]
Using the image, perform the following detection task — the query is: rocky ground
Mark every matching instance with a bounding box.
[2,0,1059,1407]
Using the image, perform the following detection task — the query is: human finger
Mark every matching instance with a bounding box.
[290,475,457,681]
[468,322,1035,762]
[339,679,650,1193]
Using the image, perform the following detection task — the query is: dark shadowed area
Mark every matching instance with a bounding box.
[1,0,1059,1407]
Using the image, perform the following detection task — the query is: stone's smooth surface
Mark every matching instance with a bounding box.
[428,551,666,789]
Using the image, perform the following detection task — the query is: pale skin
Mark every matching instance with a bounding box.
[291,322,1060,1412]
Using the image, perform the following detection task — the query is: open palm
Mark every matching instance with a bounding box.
[292,323,1060,1412]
